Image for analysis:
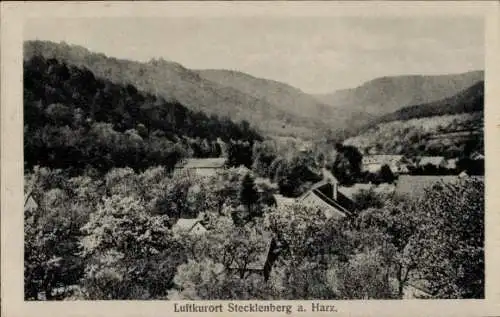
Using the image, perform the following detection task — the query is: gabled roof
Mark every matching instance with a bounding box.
[300,182,352,216]
[176,157,227,169]
[362,155,404,164]
[395,175,458,199]
[24,186,39,209]
[172,218,205,233]
[418,156,446,166]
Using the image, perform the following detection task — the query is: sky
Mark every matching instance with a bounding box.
[24,16,484,94]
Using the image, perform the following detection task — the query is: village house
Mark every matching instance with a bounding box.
[417,156,447,169]
[361,155,410,174]
[24,190,39,213]
[227,233,278,281]
[174,157,228,177]
[297,168,354,219]
[172,218,208,235]
[446,158,459,170]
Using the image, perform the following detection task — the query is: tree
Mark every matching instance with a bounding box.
[251,141,278,177]
[168,258,273,300]
[239,173,259,220]
[354,177,485,299]
[352,188,385,212]
[378,164,395,183]
[333,249,395,299]
[79,195,184,299]
[330,144,362,185]
[417,178,484,298]
[24,180,89,300]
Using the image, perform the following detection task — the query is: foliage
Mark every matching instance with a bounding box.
[79,195,184,299]
[329,144,363,185]
[24,55,262,173]
[344,112,483,160]
[416,178,484,298]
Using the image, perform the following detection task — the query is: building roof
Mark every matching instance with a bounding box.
[172,218,205,233]
[395,175,459,199]
[418,156,446,166]
[300,181,353,216]
[176,157,227,169]
[362,155,404,165]
[24,185,39,209]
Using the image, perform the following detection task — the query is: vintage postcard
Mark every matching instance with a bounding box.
[1,1,499,317]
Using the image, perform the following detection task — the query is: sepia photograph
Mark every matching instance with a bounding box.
[2,1,500,316]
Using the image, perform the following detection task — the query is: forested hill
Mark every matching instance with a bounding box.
[24,40,332,138]
[24,54,262,173]
[343,81,484,159]
[196,69,342,126]
[315,71,484,116]
[375,81,484,124]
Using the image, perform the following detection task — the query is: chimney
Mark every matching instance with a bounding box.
[333,181,338,201]
[322,167,338,201]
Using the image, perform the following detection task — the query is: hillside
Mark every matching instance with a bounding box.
[24,54,262,173]
[375,81,484,123]
[196,69,343,124]
[344,112,483,159]
[24,40,333,138]
[316,71,484,134]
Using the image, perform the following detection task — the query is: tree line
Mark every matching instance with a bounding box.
[24,55,262,174]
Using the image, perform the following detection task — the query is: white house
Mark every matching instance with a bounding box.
[297,169,354,220]
[174,157,228,178]
[172,218,208,235]
[24,191,39,213]
[362,155,409,174]
[417,156,447,169]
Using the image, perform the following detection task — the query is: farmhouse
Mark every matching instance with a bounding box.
[417,156,447,169]
[297,169,354,219]
[446,158,459,170]
[24,190,39,212]
[174,157,228,177]
[361,155,409,174]
[228,233,278,281]
[172,218,208,235]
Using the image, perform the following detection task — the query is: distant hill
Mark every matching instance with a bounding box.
[197,69,342,125]
[315,71,484,134]
[343,82,484,159]
[24,40,334,138]
[375,80,484,124]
